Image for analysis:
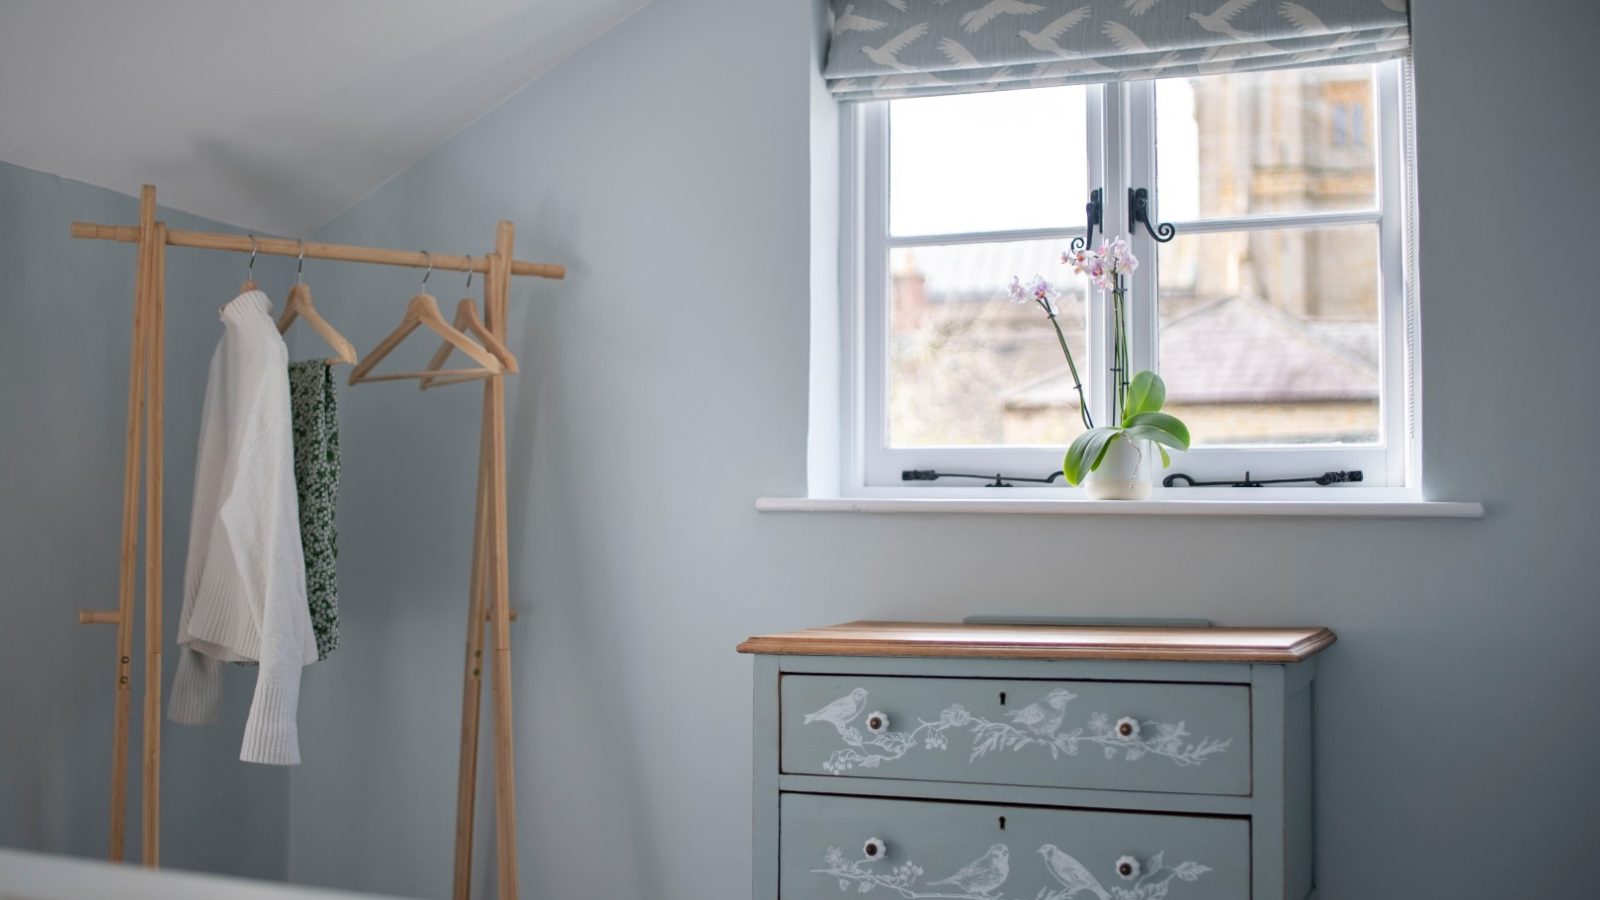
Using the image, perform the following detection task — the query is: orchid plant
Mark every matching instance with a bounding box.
[1010,236,1191,486]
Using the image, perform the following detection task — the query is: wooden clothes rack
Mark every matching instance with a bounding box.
[73,185,563,900]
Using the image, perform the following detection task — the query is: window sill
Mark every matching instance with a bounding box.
[755,496,1483,518]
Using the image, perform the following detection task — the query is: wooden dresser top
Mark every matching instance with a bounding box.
[737,620,1336,663]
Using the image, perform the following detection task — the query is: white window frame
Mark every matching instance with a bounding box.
[841,59,1416,499]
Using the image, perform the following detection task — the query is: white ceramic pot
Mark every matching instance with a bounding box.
[1084,437,1151,500]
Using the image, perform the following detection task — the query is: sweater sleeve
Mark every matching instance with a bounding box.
[219,336,317,765]
[168,346,228,726]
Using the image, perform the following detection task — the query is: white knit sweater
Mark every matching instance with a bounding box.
[168,290,317,765]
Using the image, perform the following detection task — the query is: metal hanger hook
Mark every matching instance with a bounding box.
[420,251,433,287]
[296,240,306,284]
[464,255,473,291]
[246,235,258,280]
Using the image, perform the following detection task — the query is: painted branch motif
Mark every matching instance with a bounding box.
[805,688,1230,775]
[814,842,1211,900]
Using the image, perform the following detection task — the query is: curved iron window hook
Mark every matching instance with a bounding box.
[1129,187,1176,243]
[1070,188,1103,252]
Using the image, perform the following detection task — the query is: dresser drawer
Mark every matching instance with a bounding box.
[782,675,1250,795]
[780,793,1250,900]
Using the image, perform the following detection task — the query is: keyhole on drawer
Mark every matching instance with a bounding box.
[997,816,1006,831]
[998,692,1007,705]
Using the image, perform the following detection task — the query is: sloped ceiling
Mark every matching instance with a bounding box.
[0,0,649,235]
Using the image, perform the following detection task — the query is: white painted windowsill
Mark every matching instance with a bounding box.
[756,495,1484,518]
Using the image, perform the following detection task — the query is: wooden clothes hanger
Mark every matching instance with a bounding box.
[347,253,504,386]
[277,242,358,365]
[419,257,518,391]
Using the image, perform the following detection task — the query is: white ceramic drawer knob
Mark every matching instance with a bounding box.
[1114,716,1141,740]
[1115,855,1141,880]
[863,837,887,860]
[865,710,890,733]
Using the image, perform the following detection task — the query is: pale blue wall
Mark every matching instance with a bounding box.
[0,0,1562,897]
[289,0,1600,897]
[0,162,293,878]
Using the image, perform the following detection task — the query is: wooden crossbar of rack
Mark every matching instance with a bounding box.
[70,222,566,280]
[73,184,560,900]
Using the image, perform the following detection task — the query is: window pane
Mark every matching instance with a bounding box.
[1157,64,1377,221]
[1157,226,1380,445]
[889,86,1087,236]
[888,241,1091,447]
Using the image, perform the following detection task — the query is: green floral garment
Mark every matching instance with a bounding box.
[289,360,341,660]
[236,361,340,667]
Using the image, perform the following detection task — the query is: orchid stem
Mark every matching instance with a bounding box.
[1043,302,1094,431]
[1111,280,1130,426]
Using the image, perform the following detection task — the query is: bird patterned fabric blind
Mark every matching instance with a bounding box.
[824,0,1410,101]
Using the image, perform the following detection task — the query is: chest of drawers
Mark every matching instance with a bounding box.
[739,620,1336,900]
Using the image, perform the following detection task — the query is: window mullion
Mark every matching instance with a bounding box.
[882,226,1084,249]
[1091,81,1130,430]
[1083,83,1106,431]
[1125,79,1159,408]
[858,101,891,488]
[1170,209,1384,234]
[1376,58,1411,487]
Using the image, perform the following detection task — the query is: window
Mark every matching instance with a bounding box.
[846,61,1413,493]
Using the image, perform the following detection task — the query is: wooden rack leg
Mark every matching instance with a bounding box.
[104,186,157,861]
[486,223,520,900]
[141,220,167,867]
[452,401,493,900]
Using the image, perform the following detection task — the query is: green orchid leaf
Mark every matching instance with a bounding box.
[1123,371,1167,422]
[1124,411,1191,450]
[1158,444,1171,468]
[1063,430,1096,486]
[1089,430,1122,471]
[1064,427,1123,485]
[1125,424,1182,450]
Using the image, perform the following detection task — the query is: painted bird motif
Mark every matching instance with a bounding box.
[1020,6,1093,57]
[1006,688,1077,736]
[938,37,980,68]
[928,843,1010,896]
[1188,0,1259,41]
[833,4,888,38]
[1039,844,1110,900]
[1102,21,1153,54]
[861,22,930,72]
[804,688,869,728]
[960,0,1045,35]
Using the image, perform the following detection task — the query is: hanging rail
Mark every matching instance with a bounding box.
[69,223,566,280]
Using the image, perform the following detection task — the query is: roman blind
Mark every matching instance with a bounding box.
[824,0,1410,101]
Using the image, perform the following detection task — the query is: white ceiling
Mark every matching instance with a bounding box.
[0,0,648,235]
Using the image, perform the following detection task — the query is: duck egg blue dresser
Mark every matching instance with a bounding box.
[739,620,1336,900]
